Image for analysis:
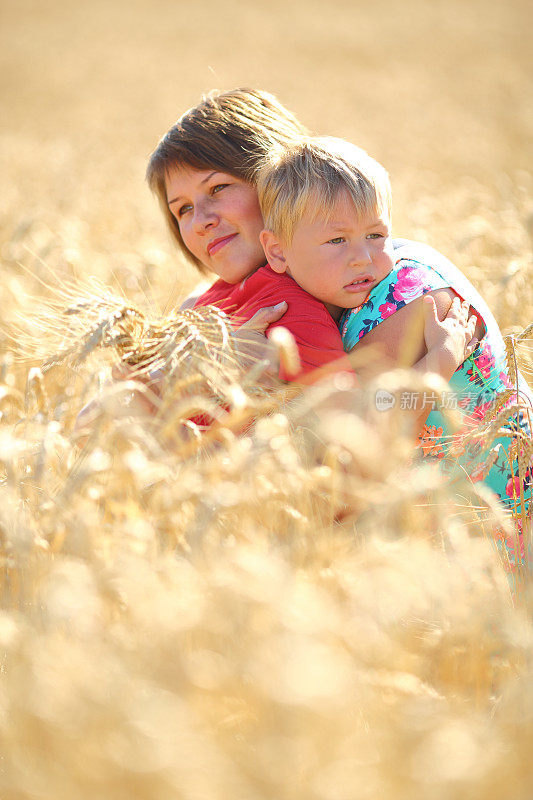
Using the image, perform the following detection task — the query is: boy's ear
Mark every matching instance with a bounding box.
[260,229,288,274]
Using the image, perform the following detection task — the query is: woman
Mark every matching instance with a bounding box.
[145,87,531,567]
[147,89,474,384]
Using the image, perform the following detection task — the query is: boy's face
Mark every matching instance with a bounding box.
[262,190,394,314]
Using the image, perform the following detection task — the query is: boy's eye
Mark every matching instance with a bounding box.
[366,232,384,239]
[327,237,345,244]
[211,183,228,195]
[177,203,193,217]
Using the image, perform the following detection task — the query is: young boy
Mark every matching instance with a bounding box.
[256,136,473,381]
[257,137,395,325]
[256,136,532,557]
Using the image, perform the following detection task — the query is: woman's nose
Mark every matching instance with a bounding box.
[192,201,218,234]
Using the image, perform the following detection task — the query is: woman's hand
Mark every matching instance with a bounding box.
[232,301,287,375]
[423,295,479,378]
[75,301,288,445]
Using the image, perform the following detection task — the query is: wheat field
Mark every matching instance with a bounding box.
[1,0,533,797]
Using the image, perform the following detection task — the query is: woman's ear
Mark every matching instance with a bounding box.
[260,229,288,274]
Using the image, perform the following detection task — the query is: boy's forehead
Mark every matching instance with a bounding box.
[302,188,388,228]
[329,188,364,217]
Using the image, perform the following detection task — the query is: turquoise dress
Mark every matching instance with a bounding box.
[339,239,533,568]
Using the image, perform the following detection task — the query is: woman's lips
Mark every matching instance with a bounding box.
[207,233,238,256]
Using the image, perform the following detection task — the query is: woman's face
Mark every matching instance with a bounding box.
[165,166,266,283]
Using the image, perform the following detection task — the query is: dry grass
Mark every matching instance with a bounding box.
[1,0,533,797]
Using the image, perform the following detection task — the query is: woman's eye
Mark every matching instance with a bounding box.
[366,233,384,240]
[328,237,345,244]
[211,183,228,195]
[177,203,193,217]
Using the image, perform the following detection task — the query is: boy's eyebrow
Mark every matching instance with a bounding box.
[325,217,388,231]
[327,223,350,232]
[322,218,352,230]
[167,171,218,206]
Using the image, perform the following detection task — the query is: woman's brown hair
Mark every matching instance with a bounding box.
[146,88,309,273]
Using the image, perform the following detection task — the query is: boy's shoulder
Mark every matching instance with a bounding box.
[244,265,330,308]
[195,266,337,331]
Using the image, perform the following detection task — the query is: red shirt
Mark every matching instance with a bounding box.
[194,266,352,382]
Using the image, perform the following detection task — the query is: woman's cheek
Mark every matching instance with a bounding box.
[179,222,195,251]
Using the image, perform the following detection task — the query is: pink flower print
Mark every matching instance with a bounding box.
[392,266,428,303]
[506,476,521,499]
[499,371,512,389]
[472,399,494,421]
[473,344,495,379]
[379,301,397,319]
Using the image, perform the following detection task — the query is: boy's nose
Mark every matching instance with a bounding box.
[349,242,372,266]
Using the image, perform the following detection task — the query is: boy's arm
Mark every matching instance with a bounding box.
[231,302,287,376]
[416,294,478,378]
[348,291,478,438]
[346,289,481,379]
[233,286,477,389]
[264,300,352,381]
[231,275,354,383]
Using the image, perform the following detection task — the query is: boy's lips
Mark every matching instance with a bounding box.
[343,275,375,292]
[207,233,238,256]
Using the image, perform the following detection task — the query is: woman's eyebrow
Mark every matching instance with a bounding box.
[167,172,219,206]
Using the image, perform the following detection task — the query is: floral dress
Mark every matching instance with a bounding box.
[339,239,533,568]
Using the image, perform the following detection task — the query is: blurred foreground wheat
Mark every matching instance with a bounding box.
[2,0,533,788]
[0,253,532,798]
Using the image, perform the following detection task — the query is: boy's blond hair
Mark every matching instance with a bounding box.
[257,137,392,243]
[146,88,308,274]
